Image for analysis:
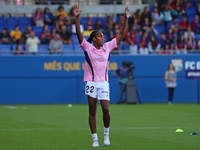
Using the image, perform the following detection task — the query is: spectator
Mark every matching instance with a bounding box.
[128,13,136,27]
[113,61,129,104]
[173,26,180,42]
[132,18,141,34]
[126,25,137,54]
[191,14,200,33]
[65,18,72,37]
[10,25,22,44]
[184,26,195,40]
[40,24,50,44]
[151,7,163,25]
[160,33,173,54]
[43,7,55,25]
[148,36,161,54]
[14,44,23,55]
[59,25,72,44]
[164,63,177,105]
[167,28,175,46]
[139,32,149,54]
[0,28,11,44]
[135,9,142,25]
[49,34,63,54]
[179,14,190,32]
[22,26,32,44]
[110,24,120,54]
[26,31,40,54]
[171,0,185,15]
[56,15,65,33]
[141,7,151,24]
[184,26,196,52]
[175,34,187,54]
[86,17,94,31]
[105,15,114,35]
[163,5,173,25]
[147,24,159,40]
[141,17,150,32]
[55,6,68,18]
[69,6,76,24]
[94,19,104,33]
[33,7,44,26]
[170,17,179,31]
[49,28,56,39]
[118,15,125,28]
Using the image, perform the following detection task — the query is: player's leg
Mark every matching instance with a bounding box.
[87,95,99,147]
[100,100,111,146]
[88,95,98,133]
[98,81,111,146]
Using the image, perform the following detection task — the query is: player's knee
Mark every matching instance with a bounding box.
[89,107,96,116]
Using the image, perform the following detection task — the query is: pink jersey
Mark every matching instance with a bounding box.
[80,38,117,82]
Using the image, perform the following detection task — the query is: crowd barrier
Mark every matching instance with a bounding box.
[0,55,199,104]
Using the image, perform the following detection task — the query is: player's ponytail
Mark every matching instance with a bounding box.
[87,30,99,43]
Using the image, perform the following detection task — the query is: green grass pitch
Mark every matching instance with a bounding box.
[0,104,200,150]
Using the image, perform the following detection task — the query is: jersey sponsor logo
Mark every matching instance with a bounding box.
[101,91,109,93]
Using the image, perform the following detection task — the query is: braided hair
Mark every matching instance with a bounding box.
[87,30,99,43]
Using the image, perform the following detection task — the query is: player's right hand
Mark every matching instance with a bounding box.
[73,4,83,17]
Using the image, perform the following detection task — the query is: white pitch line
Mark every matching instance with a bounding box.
[3,106,28,110]
[0,127,199,132]
[3,106,17,109]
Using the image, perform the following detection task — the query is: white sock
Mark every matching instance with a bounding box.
[92,133,98,142]
[104,127,110,136]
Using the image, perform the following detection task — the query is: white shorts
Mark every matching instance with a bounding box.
[85,81,110,100]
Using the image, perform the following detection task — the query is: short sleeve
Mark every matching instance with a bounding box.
[104,38,118,52]
[80,38,92,52]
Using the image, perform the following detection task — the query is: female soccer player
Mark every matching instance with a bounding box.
[73,4,129,147]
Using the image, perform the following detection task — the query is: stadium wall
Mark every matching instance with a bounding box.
[0,55,199,104]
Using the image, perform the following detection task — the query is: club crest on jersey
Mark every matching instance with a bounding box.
[102,48,106,52]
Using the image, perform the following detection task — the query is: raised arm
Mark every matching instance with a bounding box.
[116,7,129,45]
[73,4,84,44]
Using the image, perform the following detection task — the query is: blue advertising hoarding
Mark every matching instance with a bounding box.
[0,55,199,104]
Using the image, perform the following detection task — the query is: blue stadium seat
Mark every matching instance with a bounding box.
[18,17,31,26]
[7,17,18,27]
[63,44,73,50]
[0,45,12,54]
[195,34,200,43]
[63,44,74,54]
[0,17,6,27]
[38,44,48,54]
[135,35,141,45]
[166,21,173,30]
[72,35,79,44]
[32,26,43,37]
[154,25,166,34]
[80,17,88,30]
[12,44,25,51]
[48,25,56,31]
[122,44,130,50]
[177,15,182,23]
[7,25,15,33]
[19,25,27,33]
[185,7,196,16]
[187,15,194,23]
[74,44,82,52]
[149,7,154,15]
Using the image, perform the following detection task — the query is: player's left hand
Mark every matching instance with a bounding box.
[125,7,129,19]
